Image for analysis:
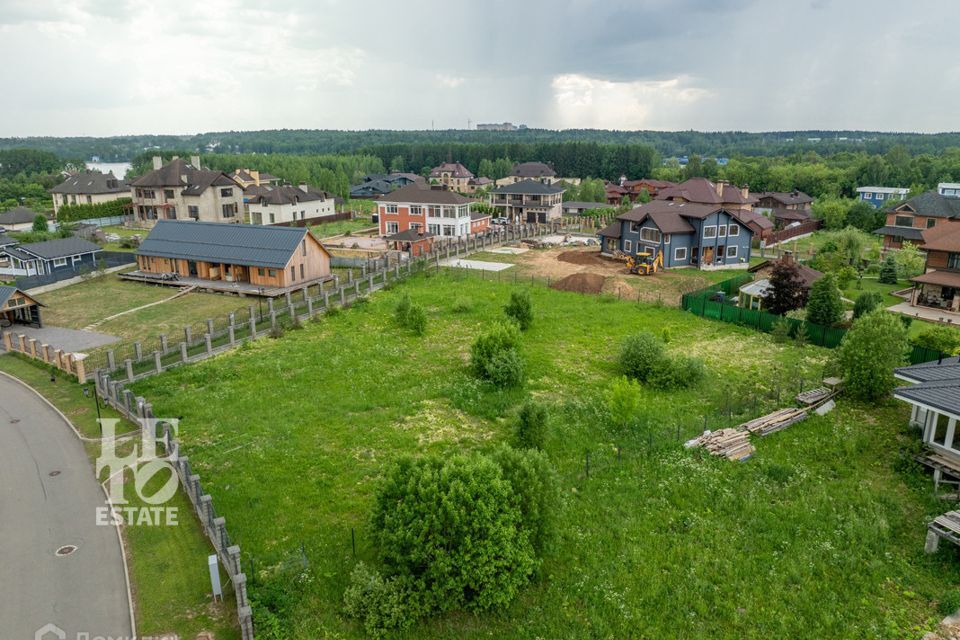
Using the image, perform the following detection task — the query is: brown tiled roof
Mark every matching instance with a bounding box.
[656,177,750,206]
[378,184,472,205]
[737,209,775,230]
[386,229,435,242]
[511,161,556,178]
[598,221,621,238]
[429,162,474,179]
[920,223,960,252]
[771,207,811,222]
[749,258,823,288]
[757,191,813,206]
[623,178,676,189]
[912,270,960,288]
[132,158,239,195]
[252,185,329,206]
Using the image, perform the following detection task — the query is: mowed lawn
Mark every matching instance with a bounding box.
[133,271,960,639]
[38,273,253,347]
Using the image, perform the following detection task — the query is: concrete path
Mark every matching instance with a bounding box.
[0,374,133,639]
[440,258,514,271]
[1,325,118,353]
[889,302,960,324]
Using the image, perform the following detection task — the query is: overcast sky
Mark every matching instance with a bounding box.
[0,0,956,136]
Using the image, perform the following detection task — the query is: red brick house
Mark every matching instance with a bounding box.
[909,224,960,313]
[875,191,960,250]
[621,178,676,201]
[754,191,813,211]
[377,184,488,238]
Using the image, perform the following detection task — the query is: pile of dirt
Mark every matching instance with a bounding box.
[551,272,606,294]
[557,250,607,266]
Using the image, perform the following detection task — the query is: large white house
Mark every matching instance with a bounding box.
[50,170,128,214]
[247,184,336,225]
[128,156,245,228]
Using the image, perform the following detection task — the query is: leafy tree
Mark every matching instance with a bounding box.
[606,375,641,428]
[836,310,909,401]
[878,255,898,284]
[637,188,652,204]
[894,242,925,279]
[31,214,48,232]
[846,201,883,232]
[389,155,405,172]
[767,259,808,315]
[489,446,560,555]
[504,290,533,331]
[914,326,960,356]
[812,197,850,230]
[853,291,883,319]
[805,273,844,326]
[514,400,547,450]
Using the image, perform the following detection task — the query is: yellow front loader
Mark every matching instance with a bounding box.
[627,251,663,275]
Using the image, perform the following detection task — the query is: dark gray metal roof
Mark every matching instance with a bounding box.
[0,285,42,308]
[892,191,960,219]
[873,225,925,240]
[563,201,613,210]
[895,357,960,383]
[0,207,43,225]
[491,179,564,195]
[50,171,127,195]
[894,379,960,417]
[137,220,315,269]
[16,237,101,259]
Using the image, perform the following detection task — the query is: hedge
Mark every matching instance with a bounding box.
[57,197,131,222]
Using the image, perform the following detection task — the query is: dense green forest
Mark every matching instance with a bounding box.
[5,129,960,162]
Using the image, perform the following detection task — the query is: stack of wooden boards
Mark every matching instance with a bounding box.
[685,428,755,461]
[739,407,808,436]
[796,387,833,406]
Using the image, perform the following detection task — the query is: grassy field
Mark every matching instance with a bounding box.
[0,353,240,639]
[842,276,909,308]
[98,225,147,252]
[131,270,960,639]
[37,272,253,350]
[310,216,376,238]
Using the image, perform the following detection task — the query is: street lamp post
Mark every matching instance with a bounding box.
[83,385,102,435]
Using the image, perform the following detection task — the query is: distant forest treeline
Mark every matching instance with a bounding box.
[5,128,960,163]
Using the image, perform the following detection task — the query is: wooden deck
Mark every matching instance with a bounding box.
[118,271,333,298]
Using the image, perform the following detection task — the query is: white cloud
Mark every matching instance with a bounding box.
[435,74,465,89]
[550,74,710,130]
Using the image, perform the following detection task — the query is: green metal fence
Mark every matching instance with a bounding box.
[681,275,947,365]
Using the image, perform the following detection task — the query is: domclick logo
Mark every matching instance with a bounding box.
[34,626,170,640]
[95,417,180,527]
[35,623,66,640]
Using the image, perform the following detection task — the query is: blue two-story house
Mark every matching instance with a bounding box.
[598,200,753,270]
[856,186,909,209]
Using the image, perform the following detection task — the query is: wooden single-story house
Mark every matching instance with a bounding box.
[0,237,102,278]
[132,220,331,293]
[598,200,754,270]
[754,190,813,212]
[739,255,823,310]
[386,228,435,257]
[0,285,43,328]
[561,201,615,216]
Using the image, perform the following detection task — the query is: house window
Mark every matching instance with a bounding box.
[718,225,727,238]
[386,221,399,233]
[428,224,440,234]
[410,205,422,215]
[300,264,305,279]
[220,187,233,197]
[726,245,738,258]
[164,189,175,199]
[443,225,455,236]
[895,215,913,227]
[877,193,885,200]
[169,206,177,218]
[269,213,275,223]
[386,204,398,214]
[948,252,960,270]
[640,227,661,243]
[663,234,671,244]
[222,204,236,218]
[301,239,307,256]
[703,225,717,239]
[290,266,296,281]
[428,205,441,217]
[143,189,155,199]
[623,239,633,253]
[257,268,265,277]
[862,192,872,199]
[728,224,740,236]
[674,247,687,261]
[268,269,276,277]
[927,219,937,228]
[53,258,68,267]
[188,206,199,219]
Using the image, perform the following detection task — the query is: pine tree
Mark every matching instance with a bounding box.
[878,255,898,284]
[805,273,844,326]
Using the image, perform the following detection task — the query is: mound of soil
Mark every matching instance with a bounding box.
[557,250,606,266]
[551,272,606,294]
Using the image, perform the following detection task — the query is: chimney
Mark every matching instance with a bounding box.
[740,184,749,199]
[298,183,309,193]
[715,180,727,198]
[190,155,201,170]
[619,174,627,187]
[152,156,162,170]
[250,169,260,186]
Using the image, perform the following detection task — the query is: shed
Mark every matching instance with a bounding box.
[0,285,43,328]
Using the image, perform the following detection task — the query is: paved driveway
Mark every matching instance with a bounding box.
[0,374,133,639]
[1,325,118,353]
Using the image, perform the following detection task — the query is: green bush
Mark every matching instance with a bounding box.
[606,375,641,428]
[805,273,844,326]
[852,291,883,319]
[369,453,542,615]
[490,446,561,555]
[471,322,524,387]
[647,354,706,389]
[343,563,420,638]
[32,214,47,232]
[837,310,909,401]
[514,400,548,449]
[504,290,534,331]
[834,265,858,289]
[939,589,960,616]
[394,294,412,325]
[56,197,131,222]
[771,317,793,343]
[451,297,472,313]
[878,255,898,284]
[394,294,427,335]
[618,332,665,381]
[914,326,960,356]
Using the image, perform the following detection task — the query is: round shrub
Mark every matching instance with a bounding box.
[471,322,524,387]
[852,291,883,319]
[405,304,427,336]
[837,309,909,401]
[485,347,525,387]
[647,354,706,390]
[618,331,665,382]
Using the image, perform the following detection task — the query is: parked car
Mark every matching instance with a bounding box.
[492,217,510,225]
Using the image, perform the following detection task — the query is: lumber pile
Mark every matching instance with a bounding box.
[686,428,755,461]
[739,408,808,436]
[796,387,834,405]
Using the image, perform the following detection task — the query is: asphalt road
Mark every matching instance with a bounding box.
[0,374,133,639]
